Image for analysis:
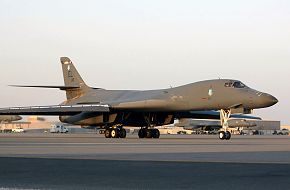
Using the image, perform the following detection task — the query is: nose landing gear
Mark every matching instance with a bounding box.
[219,109,232,140]
[219,131,231,140]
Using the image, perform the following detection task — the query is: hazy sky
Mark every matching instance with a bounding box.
[0,0,289,124]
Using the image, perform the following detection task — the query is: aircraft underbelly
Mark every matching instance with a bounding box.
[59,111,174,127]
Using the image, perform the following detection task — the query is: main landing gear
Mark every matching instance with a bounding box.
[138,128,160,139]
[219,109,232,140]
[138,114,161,139]
[104,126,126,138]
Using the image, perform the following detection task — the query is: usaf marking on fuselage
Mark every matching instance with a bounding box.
[0,57,278,140]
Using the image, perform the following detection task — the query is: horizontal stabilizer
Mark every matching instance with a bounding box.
[0,104,110,116]
[9,85,80,90]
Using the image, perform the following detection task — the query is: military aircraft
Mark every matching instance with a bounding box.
[0,57,278,140]
[0,115,22,123]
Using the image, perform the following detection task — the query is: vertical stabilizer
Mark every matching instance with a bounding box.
[60,57,89,100]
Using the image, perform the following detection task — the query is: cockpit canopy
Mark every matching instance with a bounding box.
[224,81,247,89]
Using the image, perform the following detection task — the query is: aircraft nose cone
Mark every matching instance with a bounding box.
[262,94,278,107]
[15,115,22,121]
[272,96,278,105]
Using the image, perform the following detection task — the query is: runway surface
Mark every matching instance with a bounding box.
[0,133,290,189]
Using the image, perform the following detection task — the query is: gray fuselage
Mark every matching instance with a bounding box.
[64,79,277,112]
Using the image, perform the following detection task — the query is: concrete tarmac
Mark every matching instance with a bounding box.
[0,133,290,189]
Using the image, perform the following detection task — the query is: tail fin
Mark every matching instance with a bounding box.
[60,57,90,100]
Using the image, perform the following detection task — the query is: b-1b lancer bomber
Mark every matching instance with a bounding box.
[0,57,278,140]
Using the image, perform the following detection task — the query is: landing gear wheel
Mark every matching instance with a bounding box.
[111,129,119,138]
[119,128,127,138]
[152,129,160,139]
[146,129,152,138]
[138,128,146,138]
[225,131,231,140]
[105,129,111,138]
[219,131,226,140]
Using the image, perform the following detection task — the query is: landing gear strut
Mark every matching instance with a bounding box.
[138,128,160,139]
[219,109,232,140]
[104,125,126,139]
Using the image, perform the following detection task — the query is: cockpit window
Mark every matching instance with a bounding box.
[224,81,247,88]
[233,81,246,88]
[224,82,233,87]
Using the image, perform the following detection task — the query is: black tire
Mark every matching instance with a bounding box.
[219,131,225,140]
[152,129,160,139]
[138,129,146,138]
[105,129,111,138]
[111,129,119,138]
[146,129,152,138]
[119,128,127,138]
[225,131,231,140]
